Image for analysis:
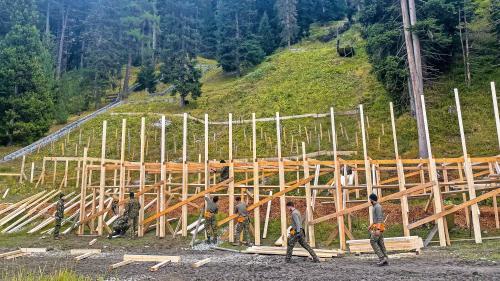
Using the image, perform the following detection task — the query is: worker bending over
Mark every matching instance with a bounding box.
[234,196,251,246]
[285,201,319,263]
[369,193,388,266]
[204,194,219,244]
[125,192,141,239]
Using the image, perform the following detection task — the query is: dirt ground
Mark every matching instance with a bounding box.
[1,235,499,281]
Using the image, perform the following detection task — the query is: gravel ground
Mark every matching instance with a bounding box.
[1,243,499,281]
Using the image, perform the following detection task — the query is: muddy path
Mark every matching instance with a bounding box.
[1,243,499,281]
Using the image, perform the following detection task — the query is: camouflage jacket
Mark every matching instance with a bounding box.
[55,199,65,220]
[125,198,140,218]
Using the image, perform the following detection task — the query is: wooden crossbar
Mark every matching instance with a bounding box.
[217,174,322,227]
[408,187,500,230]
[310,181,435,225]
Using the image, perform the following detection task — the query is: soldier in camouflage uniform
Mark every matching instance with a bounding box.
[109,215,130,238]
[234,196,251,246]
[219,160,229,181]
[53,193,65,239]
[125,192,141,238]
[285,201,319,263]
[369,193,388,266]
[204,195,219,244]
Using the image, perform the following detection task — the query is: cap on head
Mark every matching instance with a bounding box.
[369,193,378,202]
[220,159,226,163]
[213,196,219,203]
[236,196,242,202]
[129,192,135,198]
[286,201,294,208]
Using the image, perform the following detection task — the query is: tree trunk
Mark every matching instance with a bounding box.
[401,0,428,158]
[235,12,241,77]
[45,0,50,36]
[463,2,471,86]
[180,95,186,107]
[122,52,132,100]
[80,40,85,69]
[56,7,68,80]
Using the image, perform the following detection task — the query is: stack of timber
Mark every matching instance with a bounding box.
[244,246,342,258]
[347,236,423,254]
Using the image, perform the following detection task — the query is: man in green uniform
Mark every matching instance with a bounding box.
[53,193,65,240]
[234,196,251,246]
[219,160,229,181]
[109,215,130,238]
[285,201,319,263]
[369,193,388,266]
[204,195,219,244]
[125,192,141,238]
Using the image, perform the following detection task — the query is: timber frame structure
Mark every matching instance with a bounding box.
[1,83,499,251]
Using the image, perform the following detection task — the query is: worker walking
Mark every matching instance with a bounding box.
[125,192,141,238]
[53,193,65,240]
[285,201,319,263]
[369,193,388,266]
[234,196,251,246]
[204,195,219,244]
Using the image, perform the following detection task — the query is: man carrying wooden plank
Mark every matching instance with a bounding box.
[204,194,219,244]
[285,201,319,263]
[54,193,65,240]
[369,194,388,266]
[233,196,251,246]
[125,192,140,239]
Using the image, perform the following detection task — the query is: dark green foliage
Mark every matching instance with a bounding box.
[258,12,276,55]
[136,64,158,94]
[161,54,202,107]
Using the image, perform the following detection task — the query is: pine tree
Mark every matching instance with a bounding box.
[258,12,276,55]
[0,0,54,145]
[276,0,299,48]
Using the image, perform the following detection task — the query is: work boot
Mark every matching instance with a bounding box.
[377,257,388,266]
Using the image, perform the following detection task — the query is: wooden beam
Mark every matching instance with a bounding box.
[302,143,315,247]
[123,255,180,262]
[139,117,146,237]
[455,89,482,243]
[160,115,166,238]
[182,113,188,236]
[276,112,287,246]
[150,260,171,271]
[331,107,346,250]
[192,258,211,268]
[98,120,107,235]
[359,105,373,223]
[310,181,434,225]
[408,187,500,229]
[252,113,261,245]
[75,252,95,261]
[109,260,134,270]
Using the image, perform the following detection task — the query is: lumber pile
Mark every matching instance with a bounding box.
[244,246,342,258]
[347,236,423,254]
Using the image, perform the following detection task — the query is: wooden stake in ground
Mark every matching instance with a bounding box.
[276,112,287,246]
[138,117,146,237]
[181,113,188,236]
[420,95,446,247]
[390,102,410,237]
[302,142,315,247]
[330,107,346,250]
[160,115,166,238]
[252,113,261,245]
[359,105,373,224]
[228,113,235,242]
[454,89,482,243]
[78,148,89,235]
[98,120,107,236]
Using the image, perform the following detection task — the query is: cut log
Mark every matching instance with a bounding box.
[109,260,134,270]
[192,258,211,268]
[149,260,171,271]
[75,252,95,261]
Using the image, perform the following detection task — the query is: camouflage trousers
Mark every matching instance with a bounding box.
[129,216,138,238]
[370,231,388,259]
[235,217,250,244]
[53,218,62,238]
[204,216,217,241]
[286,230,319,262]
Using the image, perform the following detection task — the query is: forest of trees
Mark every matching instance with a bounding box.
[0,0,498,148]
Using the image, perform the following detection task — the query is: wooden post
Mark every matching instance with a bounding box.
[138,118,146,237]
[276,112,287,246]
[302,142,315,247]
[30,162,35,183]
[160,115,166,238]
[63,160,69,188]
[41,159,46,184]
[98,120,107,236]
[78,147,88,235]
[491,82,499,225]
[19,156,25,183]
[228,113,235,242]
[330,107,346,250]
[359,105,374,224]
[421,95,446,246]
[76,160,80,189]
[119,119,126,214]
[204,114,209,191]
[390,102,410,236]
[52,160,57,186]
[252,113,261,245]
[181,113,188,236]
[454,89,482,243]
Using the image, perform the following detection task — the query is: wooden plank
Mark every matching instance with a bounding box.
[139,117,146,237]
[359,105,373,223]
[5,252,29,260]
[310,181,434,224]
[75,252,95,261]
[347,236,423,253]
[408,187,500,229]
[182,113,188,237]
[252,113,260,245]
[78,148,89,235]
[192,258,211,268]
[262,191,273,239]
[109,260,134,270]
[20,248,47,253]
[0,250,22,258]
[302,143,315,247]
[150,260,171,271]
[331,107,346,250]
[123,255,180,263]
[89,238,98,246]
[70,249,101,255]
[276,112,287,246]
